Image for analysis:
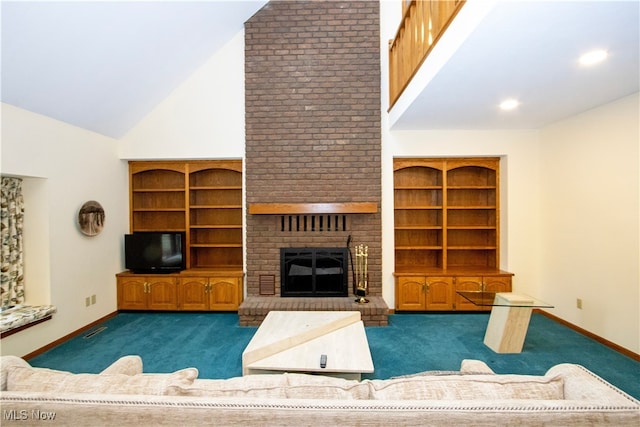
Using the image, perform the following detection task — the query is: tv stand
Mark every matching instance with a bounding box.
[116,269,244,311]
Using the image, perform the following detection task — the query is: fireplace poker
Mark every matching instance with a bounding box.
[347,235,356,295]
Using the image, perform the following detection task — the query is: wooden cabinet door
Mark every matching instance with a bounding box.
[117,276,147,310]
[396,277,426,311]
[484,275,512,293]
[179,277,209,311]
[455,276,484,311]
[209,277,240,311]
[146,277,178,310]
[425,276,453,310]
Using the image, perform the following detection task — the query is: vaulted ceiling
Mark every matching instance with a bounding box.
[390,0,639,130]
[1,1,268,138]
[1,1,638,138]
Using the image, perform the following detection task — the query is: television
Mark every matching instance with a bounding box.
[124,232,186,274]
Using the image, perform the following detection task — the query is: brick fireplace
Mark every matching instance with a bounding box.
[240,0,387,325]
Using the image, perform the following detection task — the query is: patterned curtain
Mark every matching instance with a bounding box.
[1,177,25,307]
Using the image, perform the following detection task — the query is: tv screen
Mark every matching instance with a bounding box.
[124,232,185,274]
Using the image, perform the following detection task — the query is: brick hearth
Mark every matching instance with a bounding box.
[238,296,389,327]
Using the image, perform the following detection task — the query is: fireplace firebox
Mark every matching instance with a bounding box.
[281,248,348,297]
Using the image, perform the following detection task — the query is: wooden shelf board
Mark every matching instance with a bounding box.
[394,267,513,276]
[395,226,443,230]
[133,188,185,193]
[395,186,443,190]
[191,244,243,248]
[395,205,442,210]
[447,186,496,190]
[190,225,242,229]
[447,246,497,250]
[133,228,186,232]
[133,208,185,212]
[190,186,242,190]
[447,226,496,230]
[190,205,242,209]
[249,202,377,215]
[395,246,443,250]
[179,267,244,275]
[447,206,497,210]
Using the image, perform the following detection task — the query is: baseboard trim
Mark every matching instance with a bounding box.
[22,311,119,361]
[535,309,640,362]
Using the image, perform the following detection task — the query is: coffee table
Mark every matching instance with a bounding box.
[242,311,374,380]
[457,291,554,354]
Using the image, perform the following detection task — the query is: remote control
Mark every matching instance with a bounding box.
[320,354,327,368]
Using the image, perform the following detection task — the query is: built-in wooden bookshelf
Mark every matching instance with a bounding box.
[393,157,512,311]
[188,162,243,270]
[129,160,243,270]
[130,162,187,233]
[120,160,244,312]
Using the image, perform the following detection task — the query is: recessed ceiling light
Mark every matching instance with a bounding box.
[499,99,520,111]
[579,49,608,66]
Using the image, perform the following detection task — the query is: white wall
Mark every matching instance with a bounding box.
[1,104,128,357]
[118,31,246,160]
[539,93,639,353]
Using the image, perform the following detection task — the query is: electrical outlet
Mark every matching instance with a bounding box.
[91,294,96,305]
[576,298,583,309]
[85,297,91,307]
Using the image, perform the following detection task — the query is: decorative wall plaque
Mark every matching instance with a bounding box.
[78,200,105,236]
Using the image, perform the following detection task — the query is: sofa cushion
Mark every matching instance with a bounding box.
[390,370,462,379]
[367,374,565,400]
[99,355,143,376]
[168,374,290,397]
[169,373,370,399]
[6,366,198,395]
[284,373,370,399]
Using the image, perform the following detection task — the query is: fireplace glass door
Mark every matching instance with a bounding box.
[281,248,348,297]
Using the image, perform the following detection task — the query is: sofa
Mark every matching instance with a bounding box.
[1,355,638,426]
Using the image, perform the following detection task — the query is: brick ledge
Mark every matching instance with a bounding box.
[239,296,389,327]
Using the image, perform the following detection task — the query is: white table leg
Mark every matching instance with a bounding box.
[483,304,533,353]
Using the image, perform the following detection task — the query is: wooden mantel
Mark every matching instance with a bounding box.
[248,202,378,215]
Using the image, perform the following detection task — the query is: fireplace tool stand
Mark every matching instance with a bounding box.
[354,244,369,304]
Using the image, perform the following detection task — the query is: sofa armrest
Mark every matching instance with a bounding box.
[1,355,31,391]
[546,363,639,405]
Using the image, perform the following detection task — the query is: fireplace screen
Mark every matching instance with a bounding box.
[281,248,348,297]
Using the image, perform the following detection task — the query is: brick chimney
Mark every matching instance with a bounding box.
[244,0,381,298]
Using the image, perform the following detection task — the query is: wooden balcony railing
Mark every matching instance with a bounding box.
[388,0,466,109]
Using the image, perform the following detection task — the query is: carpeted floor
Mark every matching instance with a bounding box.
[28,311,640,399]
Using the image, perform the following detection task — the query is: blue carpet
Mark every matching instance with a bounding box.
[28,312,640,399]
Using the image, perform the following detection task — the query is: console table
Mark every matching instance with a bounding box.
[457,292,553,353]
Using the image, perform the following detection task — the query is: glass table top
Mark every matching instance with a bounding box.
[457,291,554,308]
